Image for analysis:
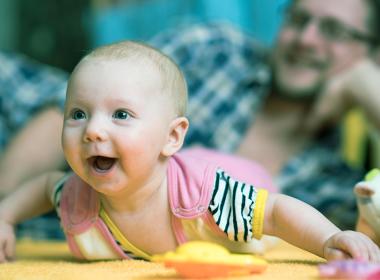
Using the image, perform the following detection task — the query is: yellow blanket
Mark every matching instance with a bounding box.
[0,239,324,280]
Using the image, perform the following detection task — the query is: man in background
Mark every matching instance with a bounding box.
[150,0,380,229]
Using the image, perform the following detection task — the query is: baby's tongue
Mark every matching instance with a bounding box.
[95,156,115,170]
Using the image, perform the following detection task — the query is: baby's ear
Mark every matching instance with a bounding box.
[161,117,189,157]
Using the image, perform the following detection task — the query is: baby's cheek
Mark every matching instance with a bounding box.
[62,137,75,157]
[62,134,82,168]
[62,127,81,150]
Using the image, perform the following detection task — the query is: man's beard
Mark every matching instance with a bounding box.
[270,70,324,103]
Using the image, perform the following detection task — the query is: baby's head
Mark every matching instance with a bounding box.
[63,41,189,193]
[70,40,188,117]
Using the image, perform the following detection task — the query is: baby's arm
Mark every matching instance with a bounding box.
[0,171,64,262]
[264,193,380,262]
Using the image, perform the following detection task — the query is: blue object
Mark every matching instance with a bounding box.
[85,0,289,47]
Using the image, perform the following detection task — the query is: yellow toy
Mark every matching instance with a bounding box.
[152,241,267,278]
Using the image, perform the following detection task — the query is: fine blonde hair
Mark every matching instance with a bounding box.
[79,40,188,116]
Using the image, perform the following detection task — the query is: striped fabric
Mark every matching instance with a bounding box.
[209,169,258,242]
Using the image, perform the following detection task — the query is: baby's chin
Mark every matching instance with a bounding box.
[88,180,128,196]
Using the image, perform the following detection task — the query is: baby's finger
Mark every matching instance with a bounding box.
[345,236,370,261]
[347,233,380,262]
[361,236,380,263]
[0,240,9,263]
[368,246,380,263]
[324,247,351,261]
[328,232,366,260]
[349,232,380,262]
[4,235,15,261]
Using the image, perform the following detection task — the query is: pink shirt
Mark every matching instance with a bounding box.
[56,147,276,260]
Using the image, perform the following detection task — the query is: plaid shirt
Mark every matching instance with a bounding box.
[0,51,67,150]
[150,22,271,152]
[150,22,364,229]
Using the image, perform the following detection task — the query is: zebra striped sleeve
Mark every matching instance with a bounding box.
[208,168,266,242]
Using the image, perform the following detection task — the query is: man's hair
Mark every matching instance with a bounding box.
[80,41,188,116]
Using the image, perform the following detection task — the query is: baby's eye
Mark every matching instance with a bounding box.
[113,110,129,120]
[71,109,86,120]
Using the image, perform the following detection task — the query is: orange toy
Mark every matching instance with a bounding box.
[152,241,267,278]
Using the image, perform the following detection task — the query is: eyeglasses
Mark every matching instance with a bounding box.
[283,9,377,45]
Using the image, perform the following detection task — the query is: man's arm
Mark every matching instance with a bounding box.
[0,107,66,197]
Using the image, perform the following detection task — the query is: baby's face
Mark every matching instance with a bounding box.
[62,58,176,195]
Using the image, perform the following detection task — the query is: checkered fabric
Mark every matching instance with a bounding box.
[150,22,271,152]
[0,51,67,149]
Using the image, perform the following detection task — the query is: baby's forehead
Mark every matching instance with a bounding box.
[72,51,184,106]
[74,57,160,80]
[69,57,169,98]
[81,56,157,70]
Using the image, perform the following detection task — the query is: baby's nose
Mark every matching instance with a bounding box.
[83,119,108,143]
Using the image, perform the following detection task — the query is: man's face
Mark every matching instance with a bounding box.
[271,0,372,99]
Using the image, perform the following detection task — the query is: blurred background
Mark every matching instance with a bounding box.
[0,0,288,72]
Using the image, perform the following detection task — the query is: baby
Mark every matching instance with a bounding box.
[0,41,378,262]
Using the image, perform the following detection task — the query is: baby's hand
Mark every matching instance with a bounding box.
[323,231,380,262]
[0,220,16,262]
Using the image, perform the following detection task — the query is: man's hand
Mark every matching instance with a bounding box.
[305,59,380,134]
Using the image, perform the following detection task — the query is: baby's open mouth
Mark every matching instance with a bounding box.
[88,156,116,172]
